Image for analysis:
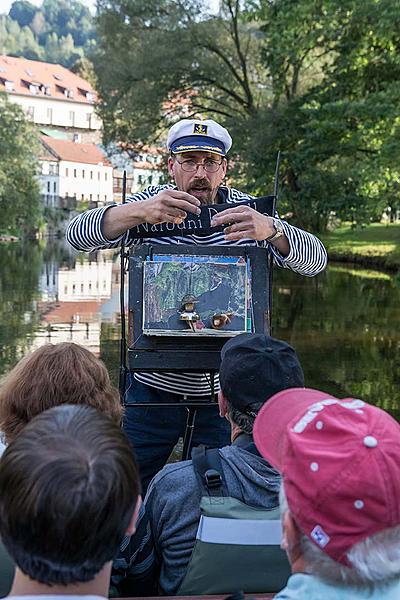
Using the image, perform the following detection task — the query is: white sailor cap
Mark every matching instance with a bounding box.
[167,119,232,157]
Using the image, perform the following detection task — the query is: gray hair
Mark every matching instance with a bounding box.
[279,485,400,586]
[226,401,264,435]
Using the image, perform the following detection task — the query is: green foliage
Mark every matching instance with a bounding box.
[0,94,42,235]
[320,222,400,271]
[1,0,96,68]
[93,0,400,232]
[94,0,266,147]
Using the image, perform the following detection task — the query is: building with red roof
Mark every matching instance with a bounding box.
[0,55,102,142]
[39,136,113,208]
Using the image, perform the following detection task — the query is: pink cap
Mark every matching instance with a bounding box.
[253,388,400,565]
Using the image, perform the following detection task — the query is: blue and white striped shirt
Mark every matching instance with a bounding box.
[67,184,327,396]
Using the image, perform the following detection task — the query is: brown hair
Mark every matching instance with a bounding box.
[0,342,123,443]
[0,405,140,585]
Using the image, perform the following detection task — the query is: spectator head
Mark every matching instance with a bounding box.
[0,342,122,444]
[254,388,400,586]
[0,404,141,587]
[218,333,304,434]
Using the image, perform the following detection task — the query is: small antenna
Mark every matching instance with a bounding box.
[119,171,128,400]
[268,151,281,334]
[272,150,281,213]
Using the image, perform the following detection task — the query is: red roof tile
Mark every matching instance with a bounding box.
[0,55,96,104]
[40,137,111,166]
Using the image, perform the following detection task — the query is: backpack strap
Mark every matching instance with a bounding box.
[191,445,228,497]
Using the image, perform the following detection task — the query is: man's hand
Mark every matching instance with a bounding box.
[103,190,201,239]
[136,190,201,225]
[211,206,275,241]
[211,206,290,256]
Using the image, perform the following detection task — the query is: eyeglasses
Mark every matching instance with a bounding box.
[175,158,224,173]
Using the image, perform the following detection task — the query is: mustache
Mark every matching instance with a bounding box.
[189,178,212,189]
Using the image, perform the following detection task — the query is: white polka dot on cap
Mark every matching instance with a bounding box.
[363,435,378,448]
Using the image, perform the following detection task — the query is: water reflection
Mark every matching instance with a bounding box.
[0,241,398,419]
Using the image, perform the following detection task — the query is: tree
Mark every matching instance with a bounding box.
[2,0,96,68]
[0,95,42,235]
[244,0,400,230]
[9,0,37,28]
[93,0,266,147]
[93,0,400,231]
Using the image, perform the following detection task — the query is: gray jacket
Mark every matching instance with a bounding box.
[145,439,281,594]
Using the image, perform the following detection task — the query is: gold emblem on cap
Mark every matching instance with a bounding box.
[193,123,208,134]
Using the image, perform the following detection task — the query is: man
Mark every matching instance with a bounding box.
[112,333,305,595]
[67,118,327,488]
[253,387,400,599]
[0,404,141,600]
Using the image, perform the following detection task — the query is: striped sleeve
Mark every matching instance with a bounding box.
[267,220,328,276]
[65,185,172,252]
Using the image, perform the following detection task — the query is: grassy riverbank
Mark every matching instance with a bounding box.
[320,223,400,272]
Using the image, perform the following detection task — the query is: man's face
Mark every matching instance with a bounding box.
[168,151,227,205]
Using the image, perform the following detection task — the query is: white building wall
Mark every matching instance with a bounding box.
[132,166,162,192]
[39,160,59,207]
[58,160,113,205]
[9,93,102,130]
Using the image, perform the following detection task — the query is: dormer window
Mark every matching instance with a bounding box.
[86,92,95,102]
[0,78,14,91]
[29,83,39,94]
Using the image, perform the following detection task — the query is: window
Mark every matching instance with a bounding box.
[47,182,50,192]
[27,106,34,119]
[72,284,76,293]
[74,169,77,177]
[89,194,92,201]
[69,111,75,125]
[105,172,108,181]
[97,194,100,201]
[81,283,84,293]
[104,194,107,201]
[97,172,100,181]
[90,171,93,179]
[64,286,68,294]
[4,80,14,92]
[81,194,84,201]
[82,170,85,179]
[46,107,53,122]
[65,167,69,176]
[53,182,56,193]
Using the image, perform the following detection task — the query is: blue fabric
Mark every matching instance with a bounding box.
[123,375,230,492]
[275,573,400,599]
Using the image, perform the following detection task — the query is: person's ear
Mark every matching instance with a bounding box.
[168,156,175,178]
[221,158,227,178]
[218,390,228,418]
[125,495,142,536]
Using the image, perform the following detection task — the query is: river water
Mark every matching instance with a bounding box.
[0,240,399,419]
